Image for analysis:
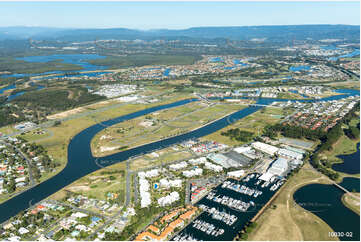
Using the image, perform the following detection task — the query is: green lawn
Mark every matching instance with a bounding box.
[322,135,359,165]
[203,106,293,146]
[91,103,242,157]
[18,129,51,142]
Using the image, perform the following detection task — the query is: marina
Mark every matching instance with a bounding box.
[0,89,358,225]
[173,173,285,241]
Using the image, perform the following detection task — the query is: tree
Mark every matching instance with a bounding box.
[54,120,62,126]
[7,177,16,193]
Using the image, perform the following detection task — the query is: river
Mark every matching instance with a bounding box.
[0,89,359,225]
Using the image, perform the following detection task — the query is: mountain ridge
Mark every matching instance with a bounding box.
[0,24,359,42]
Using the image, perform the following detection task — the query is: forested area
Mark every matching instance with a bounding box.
[0,57,83,74]
[0,105,26,127]
[12,87,105,112]
[221,128,254,142]
[262,123,326,140]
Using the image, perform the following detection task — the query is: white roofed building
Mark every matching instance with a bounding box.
[18,227,29,235]
[268,157,289,176]
[138,169,159,179]
[71,212,88,218]
[234,146,252,154]
[188,157,207,165]
[204,161,223,172]
[182,168,203,178]
[159,179,182,188]
[278,148,303,160]
[139,178,151,208]
[252,142,279,156]
[158,192,180,207]
[169,161,188,171]
[227,170,245,178]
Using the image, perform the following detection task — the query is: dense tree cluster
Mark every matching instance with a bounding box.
[12,87,105,112]
[344,125,360,140]
[0,105,26,126]
[263,123,326,140]
[221,128,254,142]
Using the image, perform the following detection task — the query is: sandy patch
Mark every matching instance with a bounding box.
[100,146,120,153]
[47,107,85,119]
[47,98,119,120]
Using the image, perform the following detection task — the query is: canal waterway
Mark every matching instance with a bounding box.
[0,89,358,225]
[329,49,360,61]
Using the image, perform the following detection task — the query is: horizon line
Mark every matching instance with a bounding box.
[0,23,360,31]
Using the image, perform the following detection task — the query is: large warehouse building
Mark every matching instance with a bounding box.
[267,157,289,176]
[251,141,279,156]
[278,148,303,160]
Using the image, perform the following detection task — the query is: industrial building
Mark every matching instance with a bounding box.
[227,170,245,178]
[223,151,253,167]
[251,142,279,156]
[267,157,289,176]
[207,151,252,168]
[233,146,252,154]
[278,148,303,160]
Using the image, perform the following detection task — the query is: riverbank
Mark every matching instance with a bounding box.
[323,135,359,163]
[0,93,194,206]
[37,93,195,170]
[321,115,360,179]
[49,161,127,214]
[248,162,338,241]
[202,106,293,146]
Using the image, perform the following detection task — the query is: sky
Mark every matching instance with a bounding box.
[0,1,359,29]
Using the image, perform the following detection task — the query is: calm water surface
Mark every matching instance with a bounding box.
[0,89,358,227]
[332,143,360,175]
[293,178,360,241]
[1,54,108,78]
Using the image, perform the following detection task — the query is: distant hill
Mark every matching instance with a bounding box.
[0,26,69,40]
[0,25,359,42]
